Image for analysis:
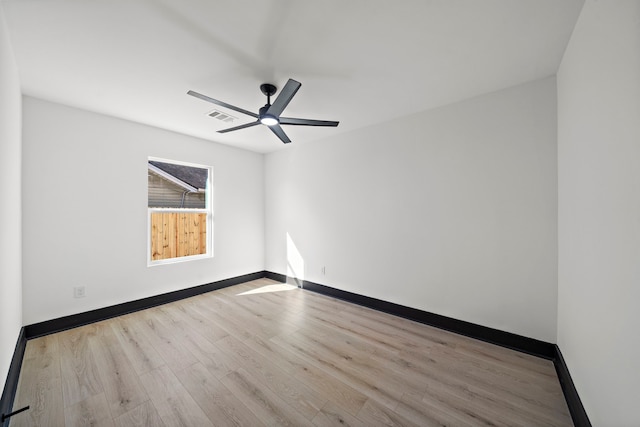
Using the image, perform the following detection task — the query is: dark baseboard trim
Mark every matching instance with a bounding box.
[264,271,286,283]
[264,272,592,426]
[0,327,26,427]
[299,278,555,359]
[24,271,265,339]
[553,345,592,427]
[264,271,303,287]
[11,270,592,427]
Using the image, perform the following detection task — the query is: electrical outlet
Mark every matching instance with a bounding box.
[74,286,86,298]
[322,266,326,275]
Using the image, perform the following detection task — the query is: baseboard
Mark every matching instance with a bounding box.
[24,271,265,339]
[0,328,26,427]
[294,277,555,359]
[264,271,287,283]
[553,345,592,427]
[12,270,591,427]
[264,272,594,426]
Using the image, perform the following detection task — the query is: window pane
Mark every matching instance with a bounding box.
[148,160,208,209]
[150,212,207,261]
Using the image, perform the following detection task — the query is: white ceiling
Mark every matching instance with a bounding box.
[2,0,583,153]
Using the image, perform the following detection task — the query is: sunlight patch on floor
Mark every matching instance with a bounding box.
[236,283,298,296]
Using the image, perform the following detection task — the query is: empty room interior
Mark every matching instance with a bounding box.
[1,1,638,426]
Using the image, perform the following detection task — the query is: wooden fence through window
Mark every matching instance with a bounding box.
[150,212,207,261]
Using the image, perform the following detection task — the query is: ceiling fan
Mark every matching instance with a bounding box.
[188,79,339,144]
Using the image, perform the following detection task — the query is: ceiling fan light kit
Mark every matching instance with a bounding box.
[259,115,279,126]
[188,79,339,144]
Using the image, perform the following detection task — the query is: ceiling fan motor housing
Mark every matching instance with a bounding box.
[259,104,278,125]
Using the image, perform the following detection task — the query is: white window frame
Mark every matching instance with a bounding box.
[147,157,213,266]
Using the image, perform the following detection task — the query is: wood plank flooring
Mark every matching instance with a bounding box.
[11,278,572,426]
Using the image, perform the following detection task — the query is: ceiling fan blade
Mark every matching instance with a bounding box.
[268,124,292,144]
[267,79,301,117]
[218,120,261,133]
[187,90,258,118]
[279,117,339,127]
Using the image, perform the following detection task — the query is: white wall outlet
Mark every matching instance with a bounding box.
[322,266,326,275]
[73,286,86,298]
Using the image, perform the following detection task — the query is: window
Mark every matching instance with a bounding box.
[147,158,212,265]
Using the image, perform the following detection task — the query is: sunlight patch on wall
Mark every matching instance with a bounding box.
[287,232,305,283]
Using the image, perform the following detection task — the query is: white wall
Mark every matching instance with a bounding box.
[22,97,264,325]
[557,1,640,425]
[0,3,22,391]
[266,77,558,342]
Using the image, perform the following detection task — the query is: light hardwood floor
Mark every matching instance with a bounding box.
[11,278,572,426]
